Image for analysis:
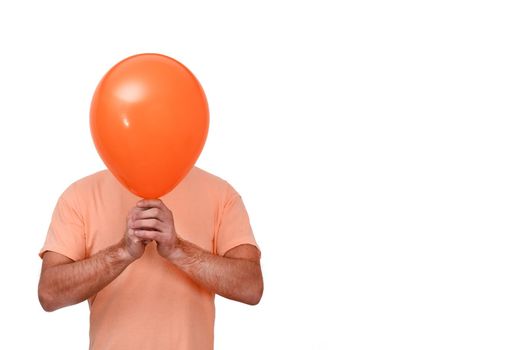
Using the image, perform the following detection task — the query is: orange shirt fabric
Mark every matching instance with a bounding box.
[39,166,258,350]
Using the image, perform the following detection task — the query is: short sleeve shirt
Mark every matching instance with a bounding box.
[39,166,258,350]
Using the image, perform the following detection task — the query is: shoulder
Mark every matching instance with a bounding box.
[183,166,239,200]
[49,170,108,213]
[189,166,227,186]
[57,169,120,205]
[68,169,112,192]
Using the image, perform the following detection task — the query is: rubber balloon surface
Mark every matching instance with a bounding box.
[90,53,209,198]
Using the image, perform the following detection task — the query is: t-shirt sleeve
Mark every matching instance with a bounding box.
[38,183,86,261]
[215,182,259,256]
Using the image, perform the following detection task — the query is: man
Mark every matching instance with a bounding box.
[38,166,263,349]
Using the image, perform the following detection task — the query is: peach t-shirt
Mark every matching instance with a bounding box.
[39,166,258,350]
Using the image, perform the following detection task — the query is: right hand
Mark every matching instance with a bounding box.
[119,206,151,262]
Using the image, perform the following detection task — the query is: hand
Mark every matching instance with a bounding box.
[130,199,179,260]
[119,206,151,262]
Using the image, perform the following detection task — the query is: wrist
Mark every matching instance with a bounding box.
[167,239,185,265]
[112,240,136,265]
[117,245,136,264]
[167,238,200,268]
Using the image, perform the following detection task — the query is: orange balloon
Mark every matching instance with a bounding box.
[90,53,209,199]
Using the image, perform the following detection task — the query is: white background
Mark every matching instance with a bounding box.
[1,0,524,349]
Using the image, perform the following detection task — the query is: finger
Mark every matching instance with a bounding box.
[131,218,163,230]
[137,199,165,209]
[127,206,144,222]
[129,205,144,214]
[127,228,152,244]
[133,207,163,222]
[132,238,152,245]
[134,230,162,241]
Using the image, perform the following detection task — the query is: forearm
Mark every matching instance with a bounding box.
[39,243,133,311]
[168,239,263,305]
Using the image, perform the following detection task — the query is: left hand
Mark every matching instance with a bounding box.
[130,199,179,260]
